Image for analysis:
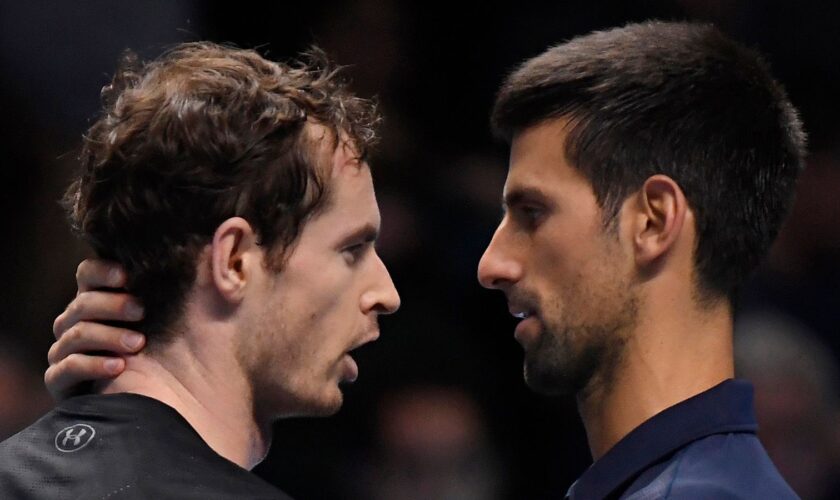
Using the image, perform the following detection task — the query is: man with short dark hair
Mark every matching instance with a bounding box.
[41,21,801,499]
[478,21,801,498]
[0,43,399,498]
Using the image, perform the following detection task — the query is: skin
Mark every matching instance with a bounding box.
[478,117,734,458]
[477,119,638,398]
[49,127,400,469]
[234,140,399,420]
[49,116,734,461]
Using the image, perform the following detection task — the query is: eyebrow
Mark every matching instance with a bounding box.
[337,222,380,246]
[502,186,552,210]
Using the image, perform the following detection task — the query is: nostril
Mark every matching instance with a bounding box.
[478,261,517,290]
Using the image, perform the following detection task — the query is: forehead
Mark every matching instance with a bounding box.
[316,131,379,225]
[304,121,375,202]
[505,118,592,199]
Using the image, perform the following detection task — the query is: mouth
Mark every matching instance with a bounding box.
[508,303,536,320]
[340,330,380,383]
[349,329,380,351]
[341,354,359,383]
[508,303,540,346]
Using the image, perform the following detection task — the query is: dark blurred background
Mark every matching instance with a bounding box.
[1,1,838,498]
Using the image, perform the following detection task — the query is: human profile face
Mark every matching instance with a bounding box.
[477,118,637,396]
[238,135,400,419]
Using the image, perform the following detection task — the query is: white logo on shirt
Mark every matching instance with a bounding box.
[55,424,96,452]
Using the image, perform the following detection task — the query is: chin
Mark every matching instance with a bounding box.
[524,363,580,396]
[299,387,345,417]
[260,383,345,419]
[523,342,595,396]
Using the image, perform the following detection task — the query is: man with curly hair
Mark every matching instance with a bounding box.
[29,20,805,499]
[0,43,399,499]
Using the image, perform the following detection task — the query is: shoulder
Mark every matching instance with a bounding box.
[0,396,292,499]
[0,408,113,499]
[624,433,798,499]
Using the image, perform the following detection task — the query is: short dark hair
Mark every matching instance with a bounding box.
[65,42,380,340]
[491,21,806,304]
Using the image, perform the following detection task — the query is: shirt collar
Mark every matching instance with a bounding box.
[567,379,758,500]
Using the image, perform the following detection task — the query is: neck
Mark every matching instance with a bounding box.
[98,330,269,470]
[577,292,734,460]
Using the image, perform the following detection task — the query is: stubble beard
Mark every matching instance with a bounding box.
[523,275,638,398]
[238,302,346,420]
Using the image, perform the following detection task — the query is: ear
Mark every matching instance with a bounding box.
[629,175,688,267]
[210,217,262,304]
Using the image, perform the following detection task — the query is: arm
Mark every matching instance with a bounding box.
[46,259,147,401]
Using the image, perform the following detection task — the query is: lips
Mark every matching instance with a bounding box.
[349,329,380,352]
[341,329,380,383]
[507,301,540,346]
[342,354,359,383]
[514,315,541,346]
[508,301,536,320]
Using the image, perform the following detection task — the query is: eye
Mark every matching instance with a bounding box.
[342,242,369,265]
[515,205,544,228]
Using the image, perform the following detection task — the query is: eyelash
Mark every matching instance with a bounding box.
[516,206,544,227]
[342,242,369,264]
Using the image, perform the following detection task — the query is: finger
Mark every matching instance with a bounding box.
[53,291,144,340]
[76,259,127,294]
[44,354,125,402]
[48,322,146,365]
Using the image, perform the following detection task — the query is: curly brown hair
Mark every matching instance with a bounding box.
[65,42,380,341]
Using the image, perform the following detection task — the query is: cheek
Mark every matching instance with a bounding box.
[531,243,579,297]
[312,292,363,340]
[306,280,356,321]
[279,253,370,342]
[288,281,362,347]
[536,248,618,319]
[283,264,350,317]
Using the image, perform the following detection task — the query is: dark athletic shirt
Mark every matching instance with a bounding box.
[566,379,798,499]
[0,393,292,499]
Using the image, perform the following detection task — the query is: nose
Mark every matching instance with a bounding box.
[477,221,523,290]
[361,251,401,315]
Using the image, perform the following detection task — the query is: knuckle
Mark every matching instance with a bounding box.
[75,261,87,282]
[65,353,86,372]
[47,342,60,365]
[52,313,65,337]
[63,324,82,344]
[65,299,81,320]
[44,365,56,386]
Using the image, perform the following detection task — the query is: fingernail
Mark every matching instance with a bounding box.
[126,303,144,320]
[122,333,144,350]
[108,268,124,287]
[104,358,124,374]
